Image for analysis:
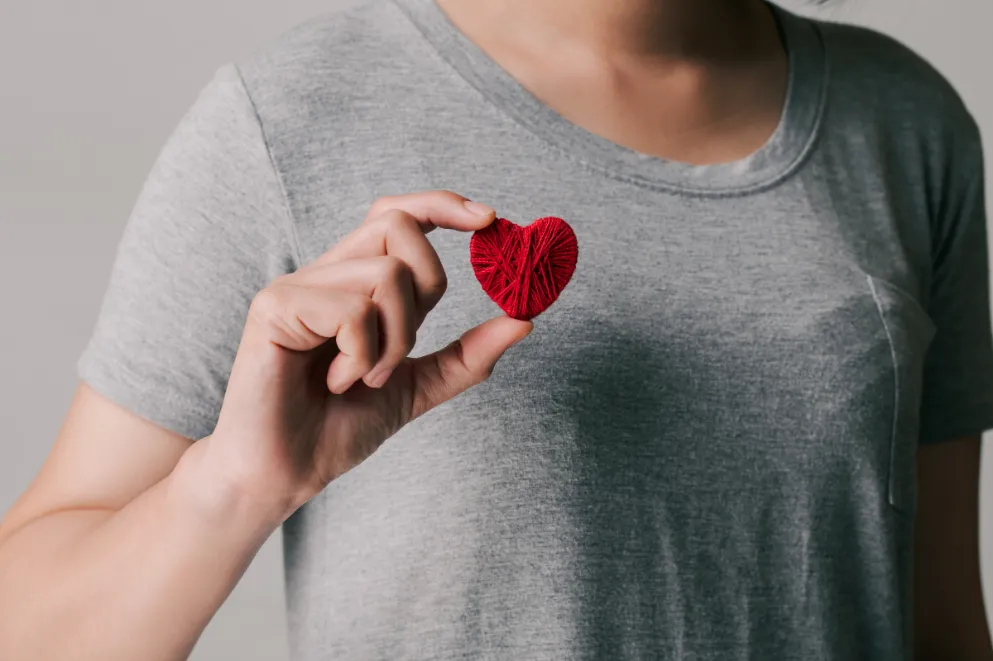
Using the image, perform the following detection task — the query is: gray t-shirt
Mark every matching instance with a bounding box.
[78,0,993,658]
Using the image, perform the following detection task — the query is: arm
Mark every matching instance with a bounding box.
[0,190,527,661]
[0,63,306,660]
[0,384,283,661]
[914,434,993,661]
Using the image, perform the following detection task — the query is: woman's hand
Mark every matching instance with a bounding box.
[200,191,533,522]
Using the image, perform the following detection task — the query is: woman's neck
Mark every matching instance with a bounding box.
[435,0,777,63]
[433,0,789,165]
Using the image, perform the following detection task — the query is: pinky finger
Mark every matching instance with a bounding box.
[245,282,380,393]
[326,305,379,394]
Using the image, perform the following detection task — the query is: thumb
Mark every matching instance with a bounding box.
[408,315,533,421]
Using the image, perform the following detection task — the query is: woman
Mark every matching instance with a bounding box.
[1,0,991,658]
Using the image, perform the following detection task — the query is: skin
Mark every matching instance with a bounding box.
[915,438,993,660]
[0,0,989,659]
[435,0,789,165]
[0,193,533,660]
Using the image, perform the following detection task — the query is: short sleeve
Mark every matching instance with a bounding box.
[77,63,300,441]
[918,133,993,444]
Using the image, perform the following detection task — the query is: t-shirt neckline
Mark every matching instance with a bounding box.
[390,0,827,196]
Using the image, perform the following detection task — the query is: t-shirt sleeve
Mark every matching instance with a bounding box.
[77,63,300,442]
[918,129,993,444]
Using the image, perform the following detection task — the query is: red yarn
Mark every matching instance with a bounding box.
[469,216,578,321]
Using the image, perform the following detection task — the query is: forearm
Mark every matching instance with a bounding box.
[914,437,993,661]
[0,436,282,661]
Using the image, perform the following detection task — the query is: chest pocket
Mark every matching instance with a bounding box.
[866,274,937,515]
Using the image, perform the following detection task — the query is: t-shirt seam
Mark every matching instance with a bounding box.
[866,275,902,508]
[817,20,980,139]
[388,0,829,199]
[231,62,305,272]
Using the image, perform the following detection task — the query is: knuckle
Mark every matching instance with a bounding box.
[379,255,409,282]
[368,195,396,218]
[248,286,284,326]
[426,268,448,299]
[351,296,378,326]
[449,339,471,378]
[416,269,448,312]
[379,208,416,230]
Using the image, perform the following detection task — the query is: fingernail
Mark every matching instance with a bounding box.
[463,200,495,218]
[366,366,394,389]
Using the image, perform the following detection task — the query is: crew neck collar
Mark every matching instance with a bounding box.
[390,0,826,196]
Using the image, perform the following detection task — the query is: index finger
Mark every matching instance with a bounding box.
[308,190,496,269]
[364,190,496,233]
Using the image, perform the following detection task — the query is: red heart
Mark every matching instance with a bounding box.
[469,216,578,321]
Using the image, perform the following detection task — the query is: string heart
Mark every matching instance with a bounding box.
[469,216,578,321]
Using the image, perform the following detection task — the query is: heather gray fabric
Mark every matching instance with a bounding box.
[77,0,993,658]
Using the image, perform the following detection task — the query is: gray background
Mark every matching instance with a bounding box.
[1,1,991,659]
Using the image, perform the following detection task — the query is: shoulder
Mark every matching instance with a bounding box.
[231,0,424,114]
[813,18,981,148]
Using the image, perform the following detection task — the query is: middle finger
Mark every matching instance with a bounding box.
[309,209,449,323]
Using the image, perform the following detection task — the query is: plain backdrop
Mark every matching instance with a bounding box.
[2,1,992,659]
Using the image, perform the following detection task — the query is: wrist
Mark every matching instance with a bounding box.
[168,435,292,537]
